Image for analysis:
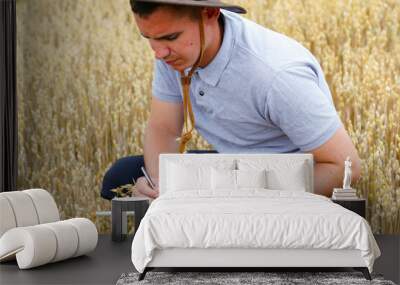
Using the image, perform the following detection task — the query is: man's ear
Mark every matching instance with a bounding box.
[202,7,220,22]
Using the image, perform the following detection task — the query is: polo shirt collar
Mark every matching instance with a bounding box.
[196,12,234,87]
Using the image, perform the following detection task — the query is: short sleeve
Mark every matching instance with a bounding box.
[267,64,342,152]
[152,60,182,103]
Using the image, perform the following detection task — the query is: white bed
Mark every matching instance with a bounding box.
[131,154,380,280]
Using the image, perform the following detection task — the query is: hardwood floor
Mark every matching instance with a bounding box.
[374,234,400,284]
[0,235,134,285]
[0,235,398,285]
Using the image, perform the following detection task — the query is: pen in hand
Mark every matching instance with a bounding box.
[140,167,156,189]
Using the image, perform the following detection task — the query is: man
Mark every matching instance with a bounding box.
[101,0,361,200]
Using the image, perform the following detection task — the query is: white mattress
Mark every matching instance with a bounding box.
[131,190,380,273]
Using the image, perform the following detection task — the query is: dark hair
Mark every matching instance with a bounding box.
[130,1,160,16]
[129,0,200,19]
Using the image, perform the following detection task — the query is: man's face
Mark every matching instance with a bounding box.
[134,7,201,71]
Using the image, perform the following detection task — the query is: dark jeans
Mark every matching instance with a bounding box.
[101,150,218,200]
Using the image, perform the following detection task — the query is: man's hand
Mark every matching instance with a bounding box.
[135,176,159,199]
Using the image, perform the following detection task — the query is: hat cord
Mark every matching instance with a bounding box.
[178,11,206,153]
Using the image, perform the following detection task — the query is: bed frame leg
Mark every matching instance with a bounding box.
[354,267,371,280]
[138,268,148,281]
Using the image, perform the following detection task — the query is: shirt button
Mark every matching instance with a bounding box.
[199,90,205,96]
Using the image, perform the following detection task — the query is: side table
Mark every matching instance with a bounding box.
[331,198,366,218]
[112,197,150,242]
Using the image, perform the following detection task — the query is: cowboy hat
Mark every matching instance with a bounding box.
[131,0,247,14]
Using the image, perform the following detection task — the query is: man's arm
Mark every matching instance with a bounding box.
[310,125,361,197]
[265,64,361,197]
[144,97,184,178]
[135,97,184,198]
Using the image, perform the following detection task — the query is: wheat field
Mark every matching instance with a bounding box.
[16,0,399,233]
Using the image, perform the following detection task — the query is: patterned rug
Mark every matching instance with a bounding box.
[116,271,396,285]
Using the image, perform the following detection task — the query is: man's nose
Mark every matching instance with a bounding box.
[149,40,170,60]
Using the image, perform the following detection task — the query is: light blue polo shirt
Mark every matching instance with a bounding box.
[152,10,342,153]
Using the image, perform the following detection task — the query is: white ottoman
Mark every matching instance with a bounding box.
[0,189,98,269]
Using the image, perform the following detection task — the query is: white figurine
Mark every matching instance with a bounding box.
[343,156,352,190]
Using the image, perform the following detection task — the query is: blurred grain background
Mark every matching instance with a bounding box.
[16,0,399,233]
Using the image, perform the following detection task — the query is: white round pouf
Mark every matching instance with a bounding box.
[0,226,57,269]
[24,189,60,224]
[42,221,79,262]
[0,196,17,237]
[0,191,39,227]
[66,218,98,257]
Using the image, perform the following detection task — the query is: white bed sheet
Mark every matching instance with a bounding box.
[131,190,380,273]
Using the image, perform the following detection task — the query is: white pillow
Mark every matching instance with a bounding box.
[236,169,267,189]
[166,159,236,192]
[167,162,211,191]
[267,167,307,191]
[238,159,307,191]
[211,168,236,190]
[211,168,268,190]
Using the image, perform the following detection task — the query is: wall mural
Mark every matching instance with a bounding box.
[16,0,400,233]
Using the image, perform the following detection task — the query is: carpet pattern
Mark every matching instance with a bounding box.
[117,271,396,285]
